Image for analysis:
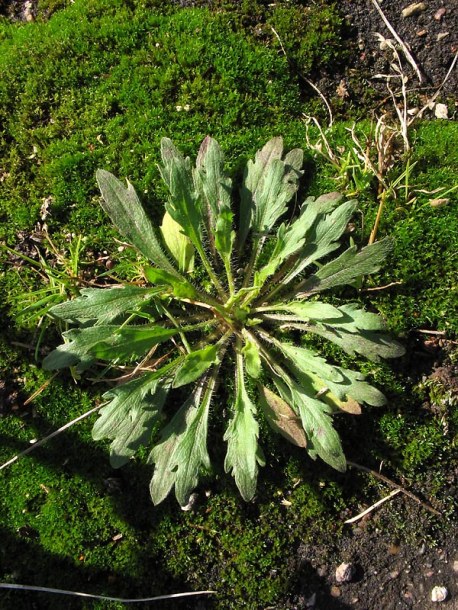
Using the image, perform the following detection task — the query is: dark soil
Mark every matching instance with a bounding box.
[339,0,457,96]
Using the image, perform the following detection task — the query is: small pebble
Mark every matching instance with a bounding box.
[416,29,427,37]
[402,2,427,18]
[437,32,449,41]
[452,560,458,574]
[435,103,448,119]
[434,7,446,20]
[431,586,448,603]
[330,586,341,598]
[335,562,355,583]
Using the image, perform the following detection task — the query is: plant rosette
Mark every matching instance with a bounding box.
[44,136,404,506]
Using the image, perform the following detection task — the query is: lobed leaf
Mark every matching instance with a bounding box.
[275,377,346,472]
[149,375,215,506]
[43,325,178,371]
[224,354,263,501]
[93,371,172,467]
[297,237,394,295]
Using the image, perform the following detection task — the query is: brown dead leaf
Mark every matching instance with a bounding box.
[260,386,307,447]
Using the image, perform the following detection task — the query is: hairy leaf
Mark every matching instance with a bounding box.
[144,266,198,299]
[149,375,215,506]
[194,136,232,234]
[285,199,358,283]
[275,377,346,472]
[48,286,159,325]
[93,372,171,467]
[43,325,178,371]
[311,324,405,362]
[172,344,219,388]
[96,169,179,276]
[158,138,203,251]
[224,354,263,501]
[241,338,262,379]
[298,237,394,295]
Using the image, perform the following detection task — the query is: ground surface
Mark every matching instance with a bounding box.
[0,1,457,609]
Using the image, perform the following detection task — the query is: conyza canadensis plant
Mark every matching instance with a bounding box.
[43,136,405,506]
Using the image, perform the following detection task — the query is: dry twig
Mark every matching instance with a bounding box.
[348,461,442,517]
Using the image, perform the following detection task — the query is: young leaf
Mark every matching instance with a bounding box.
[144,266,197,299]
[172,344,219,388]
[158,138,203,250]
[48,286,159,325]
[160,211,195,273]
[96,169,180,276]
[224,352,263,501]
[241,338,262,379]
[92,372,171,467]
[259,385,307,448]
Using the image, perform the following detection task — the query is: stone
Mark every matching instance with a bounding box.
[335,562,355,583]
[402,3,427,18]
[431,586,448,603]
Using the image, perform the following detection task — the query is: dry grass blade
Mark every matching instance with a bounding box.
[369,0,423,82]
[348,461,442,517]
[0,583,215,603]
[0,404,103,471]
[344,489,401,524]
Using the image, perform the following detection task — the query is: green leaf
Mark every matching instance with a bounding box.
[43,326,117,371]
[241,338,262,379]
[298,237,394,295]
[194,136,232,235]
[267,301,343,321]
[149,374,216,506]
[326,303,386,332]
[224,353,263,501]
[160,211,195,273]
[144,266,197,299]
[238,138,302,249]
[93,371,171,467]
[96,169,179,276]
[158,138,203,251]
[310,324,405,362]
[43,325,178,371]
[172,344,219,388]
[259,385,307,448]
[284,199,358,283]
[275,377,346,472]
[277,342,344,382]
[214,208,235,268]
[48,286,159,325]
